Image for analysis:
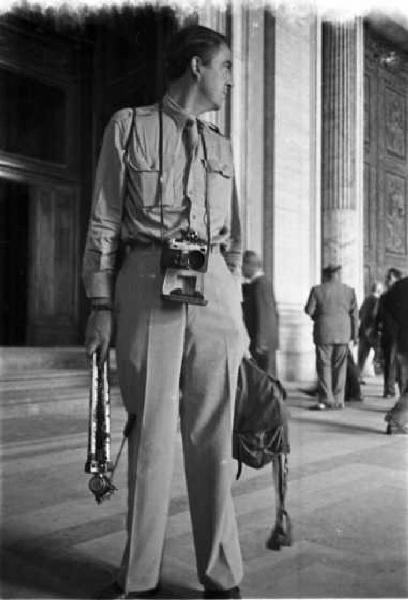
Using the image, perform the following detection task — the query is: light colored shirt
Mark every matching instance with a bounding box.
[82,93,242,299]
[242,269,264,285]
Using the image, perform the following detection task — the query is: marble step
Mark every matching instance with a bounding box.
[0,346,117,375]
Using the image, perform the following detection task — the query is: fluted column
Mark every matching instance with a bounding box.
[322,19,364,296]
[197,4,229,134]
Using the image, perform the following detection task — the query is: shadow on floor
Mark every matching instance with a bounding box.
[1,538,201,599]
[290,414,388,436]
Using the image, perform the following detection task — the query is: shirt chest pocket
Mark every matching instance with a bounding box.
[125,154,174,208]
[205,158,233,219]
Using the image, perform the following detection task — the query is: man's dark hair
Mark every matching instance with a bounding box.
[243,250,262,267]
[165,24,228,82]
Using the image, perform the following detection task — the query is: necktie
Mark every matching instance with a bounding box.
[184,118,199,160]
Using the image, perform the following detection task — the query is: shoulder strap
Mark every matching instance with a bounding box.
[124,108,136,156]
[267,454,293,550]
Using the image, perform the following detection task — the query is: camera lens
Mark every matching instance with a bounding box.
[178,252,189,268]
[188,250,205,270]
[89,474,108,494]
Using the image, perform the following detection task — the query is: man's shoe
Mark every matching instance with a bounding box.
[299,386,318,397]
[383,392,396,399]
[309,402,328,411]
[204,586,241,599]
[126,589,160,599]
[96,582,160,600]
[96,581,124,599]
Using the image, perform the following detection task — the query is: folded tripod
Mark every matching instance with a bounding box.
[84,352,135,504]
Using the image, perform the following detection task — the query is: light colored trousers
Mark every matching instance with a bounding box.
[315,343,348,407]
[114,247,245,593]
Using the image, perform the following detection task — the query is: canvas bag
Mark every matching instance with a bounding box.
[233,357,292,550]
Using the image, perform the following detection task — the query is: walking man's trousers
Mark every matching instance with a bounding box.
[316,343,348,407]
[114,247,245,593]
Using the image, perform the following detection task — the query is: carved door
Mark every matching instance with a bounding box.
[364,29,408,293]
[27,184,80,345]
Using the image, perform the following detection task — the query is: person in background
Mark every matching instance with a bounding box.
[383,275,408,433]
[376,268,402,398]
[357,281,383,383]
[241,250,279,377]
[304,264,358,410]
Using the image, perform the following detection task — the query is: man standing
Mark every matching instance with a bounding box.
[357,281,383,382]
[376,268,402,398]
[83,25,245,599]
[241,250,279,376]
[304,265,358,410]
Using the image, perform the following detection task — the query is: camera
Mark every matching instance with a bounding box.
[161,232,209,306]
[161,232,208,273]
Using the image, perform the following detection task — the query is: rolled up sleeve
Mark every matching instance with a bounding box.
[223,176,242,276]
[82,115,127,299]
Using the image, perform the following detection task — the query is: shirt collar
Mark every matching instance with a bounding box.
[242,270,264,284]
[162,93,200,130]
[251,270,264,282]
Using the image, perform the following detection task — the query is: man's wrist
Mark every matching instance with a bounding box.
[91,298,113,311]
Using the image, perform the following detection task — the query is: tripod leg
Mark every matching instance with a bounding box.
[85,353,99,473]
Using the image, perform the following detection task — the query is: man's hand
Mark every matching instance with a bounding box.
[85,310,113,364]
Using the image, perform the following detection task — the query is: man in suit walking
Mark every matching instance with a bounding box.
[357,281,383,382]
[305,265,358,410]
[242,251,279,377]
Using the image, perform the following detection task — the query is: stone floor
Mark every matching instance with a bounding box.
[0,368,407,599]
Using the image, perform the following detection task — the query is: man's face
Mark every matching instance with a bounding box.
[242,256,259,280]
[198,44,233,111]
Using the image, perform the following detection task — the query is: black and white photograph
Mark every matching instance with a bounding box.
[0,0,407,598]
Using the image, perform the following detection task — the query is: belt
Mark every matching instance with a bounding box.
[124,239,221,254]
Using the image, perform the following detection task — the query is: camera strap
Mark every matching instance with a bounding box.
[158,100,164,243]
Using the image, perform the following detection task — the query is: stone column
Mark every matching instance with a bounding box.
[197,5,229,134]
[273,11,322,380]
[231,6,265,255]
[321,19,364,297]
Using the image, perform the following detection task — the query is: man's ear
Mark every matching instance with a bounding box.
[190,55,202,80]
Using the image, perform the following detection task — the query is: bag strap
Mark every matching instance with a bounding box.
[124,108,136,155]
[267,454,293,550]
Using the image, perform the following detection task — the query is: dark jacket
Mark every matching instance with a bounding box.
[383,277,408,354]
[376,292,399,346]
[242,274,279,356]
[305,280,358,345]
[358,294,380,342]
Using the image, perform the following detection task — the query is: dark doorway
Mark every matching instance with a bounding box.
[0,179,29,344]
